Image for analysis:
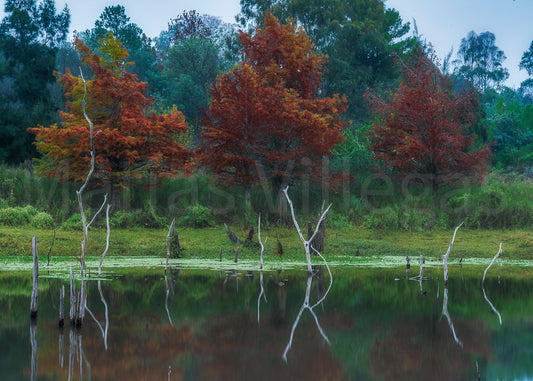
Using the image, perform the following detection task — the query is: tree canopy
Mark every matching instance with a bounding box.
[237,0,416,120]
[455,31,509,92]
[29,34,191,198]
[369,50,491,194]
[199,13,347,208]
[0,0,70,163]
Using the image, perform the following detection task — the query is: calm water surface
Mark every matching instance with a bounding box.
[1,265,532,380]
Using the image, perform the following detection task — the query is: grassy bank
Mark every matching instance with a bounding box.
[1,224,531,263]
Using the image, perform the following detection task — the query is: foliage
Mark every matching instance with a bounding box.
[0,0,69,48]
[78,5,158,88]
[0,0,70,164]
[369,50,491,195]
[29,34,192,200]
[162,38,221,121]
[200,13,347,206]
[454,30,509,92]
[483,89,533,167]
[60,212,82,230]
[0,207,31,226]
[180,204,214,228]
[168,10,213,42]
[237,0,416,120]
[519,41,533,77]
[30,211,54,229]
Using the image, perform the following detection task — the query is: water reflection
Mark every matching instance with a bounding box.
[3,266,533,380]
[442,286,463,347]
[283,265,333,362]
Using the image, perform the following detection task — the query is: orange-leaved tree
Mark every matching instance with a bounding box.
[29,34,191,203]
[199,13,347,210]
[368,50,491,196]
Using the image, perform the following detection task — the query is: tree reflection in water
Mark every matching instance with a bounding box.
[282,260,333,362]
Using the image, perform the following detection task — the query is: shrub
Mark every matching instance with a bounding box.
[362,207,399,230]
[0,207,30,226]
[61,213,82,231]
[181,204,214,228]
[23,205,38,217]
[31,212,55,229]
[110,210,137,228]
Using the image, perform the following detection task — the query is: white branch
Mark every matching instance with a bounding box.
[98,203,111,276]
[443,222,464,285]
[165,219,176,273]
[283,186,331,273]
[87,194,108,229]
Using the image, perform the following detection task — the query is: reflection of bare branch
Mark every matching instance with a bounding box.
[482,243,503,325]
[86,279,110,349]
[257,271,267,324]
[165,273,174,326]
[282,273,331,362]
[442,286,463,347]
[59,326,64,368]
[257,214,268,324]
[30,321,37,381]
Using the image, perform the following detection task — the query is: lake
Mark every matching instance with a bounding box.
[1,263,532,380]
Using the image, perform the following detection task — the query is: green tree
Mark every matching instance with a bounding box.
[79,5,159,92]
[237,0,415,120]
[0,0,70,163]
[155,11,238,130]
[519,41,533,77]
[455,31,509,92]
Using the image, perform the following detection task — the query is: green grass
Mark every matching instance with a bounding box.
[1,224,531,264]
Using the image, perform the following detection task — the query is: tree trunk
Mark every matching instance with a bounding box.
[244,185,252,211]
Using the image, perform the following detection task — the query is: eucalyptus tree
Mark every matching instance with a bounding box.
[455,31,509,92]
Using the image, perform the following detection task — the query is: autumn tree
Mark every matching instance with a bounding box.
[199,13,347,211]
[29,34,191,204]
[369,50,491,196]
[237,0,415,120]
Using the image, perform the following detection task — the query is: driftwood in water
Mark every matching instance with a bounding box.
[224,223,239,244]
[30,236,38,319]
[59,285,65,327]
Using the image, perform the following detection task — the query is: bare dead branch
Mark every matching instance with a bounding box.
[165,219,176,273]
[443,222,464,286]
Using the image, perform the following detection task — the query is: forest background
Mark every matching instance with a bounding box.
[0,0,532,236]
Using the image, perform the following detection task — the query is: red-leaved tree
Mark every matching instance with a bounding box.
[199,13,347,210]
[29,34,191,204]
[369,50,491,195]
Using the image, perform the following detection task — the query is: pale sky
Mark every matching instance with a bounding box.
[2,0,532,88]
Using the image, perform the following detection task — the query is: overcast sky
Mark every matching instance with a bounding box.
[2,0,532,88]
